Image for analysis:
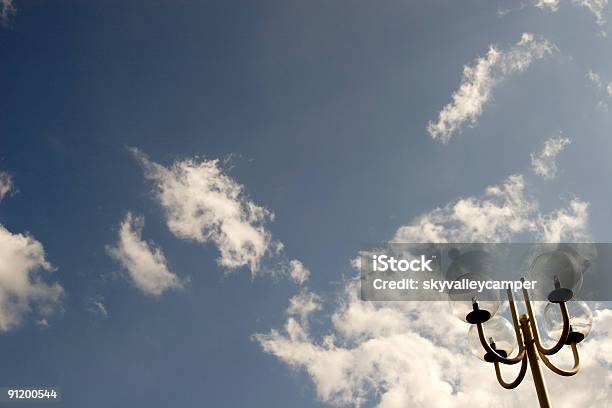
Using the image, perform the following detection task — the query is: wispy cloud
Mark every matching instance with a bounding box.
[393,174,589,243]
[574,0,609,27]
[130,148,311,282]
[427,33,555,142]
[0,0,15,27]
[587,70,603,87]
[131,148,276,275]
[586,70,612,110]
[0,171,13,201]
[89,297,109,319]
[539,199,590,242]
[107,212,184,296]
[287,290,321,325]
[531,136,571,179]
[534,0,561,11]
[36,318,50,328]
[289,259,310,285]
[0,224,63,331]
[528,0,609,34]
[393,175,536,242]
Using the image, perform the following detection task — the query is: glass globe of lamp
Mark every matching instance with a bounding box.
[528,250,584,303]
[468,316,517,362]
[543,300,592,344]
[447,250,501,323]
[449,275,501,323]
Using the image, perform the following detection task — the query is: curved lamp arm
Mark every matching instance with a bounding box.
[476,289,526,365]
[521,279,570,355]
[506,288,525,355]
[494,355,528,389]
[538,342,580,377]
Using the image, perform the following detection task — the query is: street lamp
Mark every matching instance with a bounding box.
[450,249,593,408]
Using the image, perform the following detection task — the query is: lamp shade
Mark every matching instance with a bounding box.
[543,300,592,344]
[447,250,500,323]
[528,250,583,303]
[468,316,516,361]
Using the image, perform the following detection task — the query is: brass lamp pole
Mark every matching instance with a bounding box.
[451,247,592,408]
[468,279,586,408]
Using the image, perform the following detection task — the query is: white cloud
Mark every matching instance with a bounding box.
[587,70,603,88]
[0,224,63,331]
[586,69,612,95]
[130,148,310,285]
[256,284,505,407]
[531,136,571,179]
[0,0,14,26]
[586,70,612,110]
[0,171,13,201]
[393,174,588,244]
[257,282,612,407]
[287,290,322,324]
[574,0,609,26]
[107,212,183,296]
[131,148,279,277]
[93,301,108,318]
[36,318,49,328]
[89,297,109,319]
[427,33,555,142]
[535,0,561,11]
[394,175,536,243]
[539,198,590,242]
[289,259,310,285]
[257,172,598,407]
[528,1,609,31]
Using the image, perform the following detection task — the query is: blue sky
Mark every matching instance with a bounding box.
[1,1,612,407]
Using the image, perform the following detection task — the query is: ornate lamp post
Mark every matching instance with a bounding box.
[450,249,593,408]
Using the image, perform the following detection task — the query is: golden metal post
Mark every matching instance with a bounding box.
[453,249,587,407]
[520,314,551,408]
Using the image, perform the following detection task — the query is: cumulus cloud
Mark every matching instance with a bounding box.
[392,174,589,243]
[0,171,13,201]
[107,212,183,296]
[257,282,612,407]
[257,172,596,407]
[531,136,571,180]
[0,0,14,26]
[131,148,285,278]
[289,259,311,285]
[257,285,506,407]
[0,225,63,331]
[427,33,555,142]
